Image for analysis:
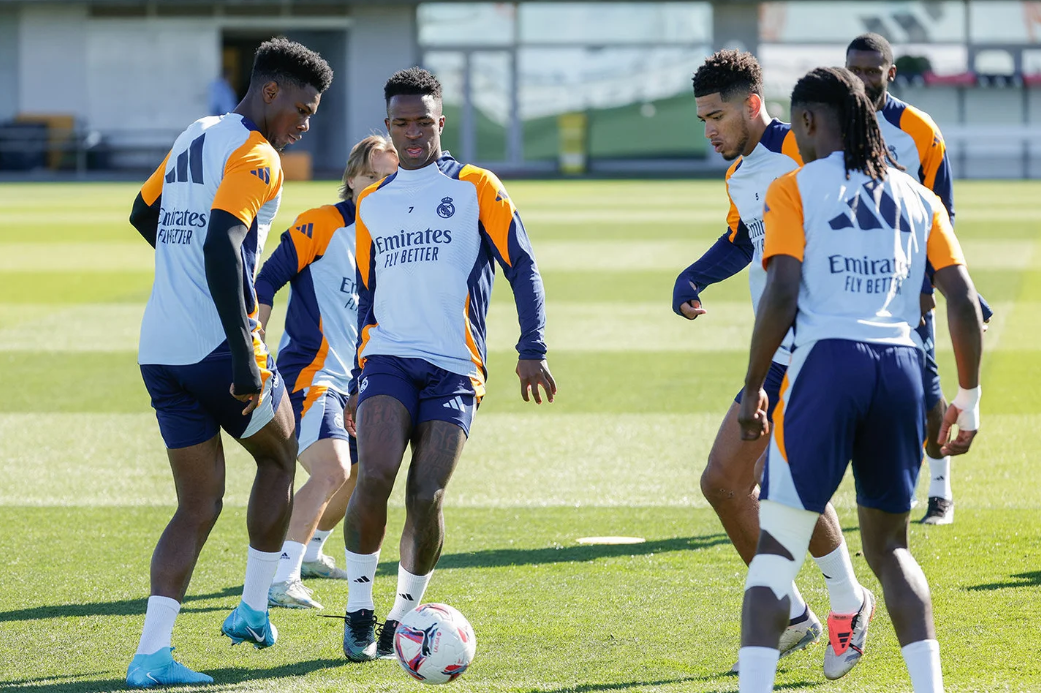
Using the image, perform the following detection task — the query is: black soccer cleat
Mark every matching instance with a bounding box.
[342,608,377,662]
[375,619,399,660]
[919,497,954,525]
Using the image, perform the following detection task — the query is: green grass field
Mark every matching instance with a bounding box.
[0,179,1038,692]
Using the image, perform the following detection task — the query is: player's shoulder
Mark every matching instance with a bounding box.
[883,93,943,138]
[725,158,743,183]
[889,167,944,213]
[295,202,351,229]
[356,172,397,207]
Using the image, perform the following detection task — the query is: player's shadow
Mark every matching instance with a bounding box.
[966,570,1041,591]
[524,673,820,692]
[0,658,345,692]
[376,534,729,574]
[0,585,240,623]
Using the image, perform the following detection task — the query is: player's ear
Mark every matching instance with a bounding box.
[437,114,445,134]
[262,81,280,104]
[887,64,897,84]
[746,93,763,120]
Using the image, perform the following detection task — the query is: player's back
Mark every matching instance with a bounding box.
[764,151,961,349]
[876,93,953,213]
[139,114,283,366]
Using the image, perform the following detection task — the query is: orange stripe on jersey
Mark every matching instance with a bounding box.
[459,164,516,266]
[251,331,273,402]
[724,159,742,241]
[288,205,343,272]
[141,151,171,206]
[773,373,791,463]
[356,322,377,371]
[899,105,946,190]
[295,319,329,393]
[301,384,329,419]
[781,130,804,166]
[463,294,486,392]
[212,131,283,227]
[926,203,965,271]
[762,171,805,266]
[354,185,378,290]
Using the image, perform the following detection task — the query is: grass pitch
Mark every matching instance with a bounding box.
[0,179,1038,692]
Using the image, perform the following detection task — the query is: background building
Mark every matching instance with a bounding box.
[0,0,1039,177]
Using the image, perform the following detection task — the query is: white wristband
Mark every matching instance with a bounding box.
[951,386,981,432]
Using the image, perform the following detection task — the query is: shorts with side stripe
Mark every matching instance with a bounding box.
[288,385,358,463]
[734,360,788,422]
[761,338,926,515]
[915,309,944,411]
[356,355,477,436]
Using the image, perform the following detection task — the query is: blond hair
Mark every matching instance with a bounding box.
[339,134,397,201]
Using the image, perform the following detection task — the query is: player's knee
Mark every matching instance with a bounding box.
[178,496,223,527]
[700,458,742,504]
[405,483,446,515]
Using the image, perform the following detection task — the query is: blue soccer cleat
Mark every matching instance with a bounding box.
[126,647,213,688]
[220,602,278,649]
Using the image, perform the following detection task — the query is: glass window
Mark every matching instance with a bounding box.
[418,3,515,46]
[969,1,1041,44]
[423,51,466,155]
[761,2,965,44]
[472,51,512,161]
[519,3,711,44]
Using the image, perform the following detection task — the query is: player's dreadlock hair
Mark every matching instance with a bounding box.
[692,49,763,101]
[384,67,443,104]
[791,67,890,181]
[250,37,334,93]
[846,33,894,65]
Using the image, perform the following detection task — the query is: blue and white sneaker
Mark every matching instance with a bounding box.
[220,602,278,649]
[126,647,213,688]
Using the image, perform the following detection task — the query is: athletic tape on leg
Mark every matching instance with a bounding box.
[745,500,819,600]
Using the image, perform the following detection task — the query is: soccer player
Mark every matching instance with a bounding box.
[846,33,993,525]
[255,135,399,609]
[125,38,333,687]
[736,66,982,693]
[339,67,555,661]
[673,50,872,678]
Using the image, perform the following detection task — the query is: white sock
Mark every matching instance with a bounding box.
[927,456,952,500]
[305,529,333,561]
[135,595,180,656]
[344,549,381,612]
[788,582,807,621]
[272,541,306,584]
[813,539,865,614]
[241,546,280,613]
[385,564,433,622]
[902,639,943,693]
[738,646,779,693]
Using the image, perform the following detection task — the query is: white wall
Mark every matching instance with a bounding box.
[0,6,19,121]
[19,3,88,117]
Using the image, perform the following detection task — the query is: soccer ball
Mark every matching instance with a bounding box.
[393,603,476,684]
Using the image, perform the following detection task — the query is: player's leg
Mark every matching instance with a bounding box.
[301,440,358,578]
[918,310,953,525]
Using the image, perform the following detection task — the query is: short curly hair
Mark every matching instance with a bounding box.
[692,49,763,101]
[384,67,443,104]
[250,37,334,93]
[847,33,894,66]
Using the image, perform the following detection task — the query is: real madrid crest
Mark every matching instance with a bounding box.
[437,197,455,219]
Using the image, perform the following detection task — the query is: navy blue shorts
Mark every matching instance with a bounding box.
[761,339,926,515]
[289,386,358,463]
[357,355,477,436]
[916,310,943,411]
[735,360,788,422]
[141,352,286,449]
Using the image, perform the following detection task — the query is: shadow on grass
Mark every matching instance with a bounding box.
[376,534,730,575]
[0,585,240,623]
[966,570,1041,591]
[0,658,345,693]
[523,673,820,693]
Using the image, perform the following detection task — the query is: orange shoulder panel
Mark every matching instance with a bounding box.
[900,105,946,189]
[287,204,343,272]
[926,200,965,271]
[211,132,283,226]
[724,159,742,240]
[459,164,517,266]
[140,151,170,206]
[781,130,804,166]
[354,184,380,290]
[762,170,805,266]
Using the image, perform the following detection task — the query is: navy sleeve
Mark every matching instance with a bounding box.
[672,226,755,315]
[930,150,955,227]
[254,229,300,306]
[490,211,547,360]
[350,238,377,394]
[978,292,993,322]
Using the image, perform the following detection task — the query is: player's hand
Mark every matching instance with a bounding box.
[345,393,358,437]
[517,359,556,404]
[679,282,707,320]
[938,403,978,456]
[257,324,267,343]
[230,383,261,416]
[982,319,990,334]
[737,387,770,441]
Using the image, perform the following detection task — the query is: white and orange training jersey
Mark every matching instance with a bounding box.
[763,151,965,349]
[137,114,284,366]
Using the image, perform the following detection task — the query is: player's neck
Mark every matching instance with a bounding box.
[744,109,774,157]
[233,96,270,142]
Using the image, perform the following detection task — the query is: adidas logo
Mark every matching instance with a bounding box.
[250,167,271,184]
[353,576,371,583]
[442,396,466,411]
[399,593,415,601]
[934,476,945,481]
[280,552,290,560]
[294,222,314,238]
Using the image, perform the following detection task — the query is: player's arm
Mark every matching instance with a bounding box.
[471,170,555,404]
[673,225,754,319]
[129,152,170,247]
[205,139,281,410]
[928,204,983,456]
[255,212,325,340]
[738,174,804,441]
[346,198,377,425]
